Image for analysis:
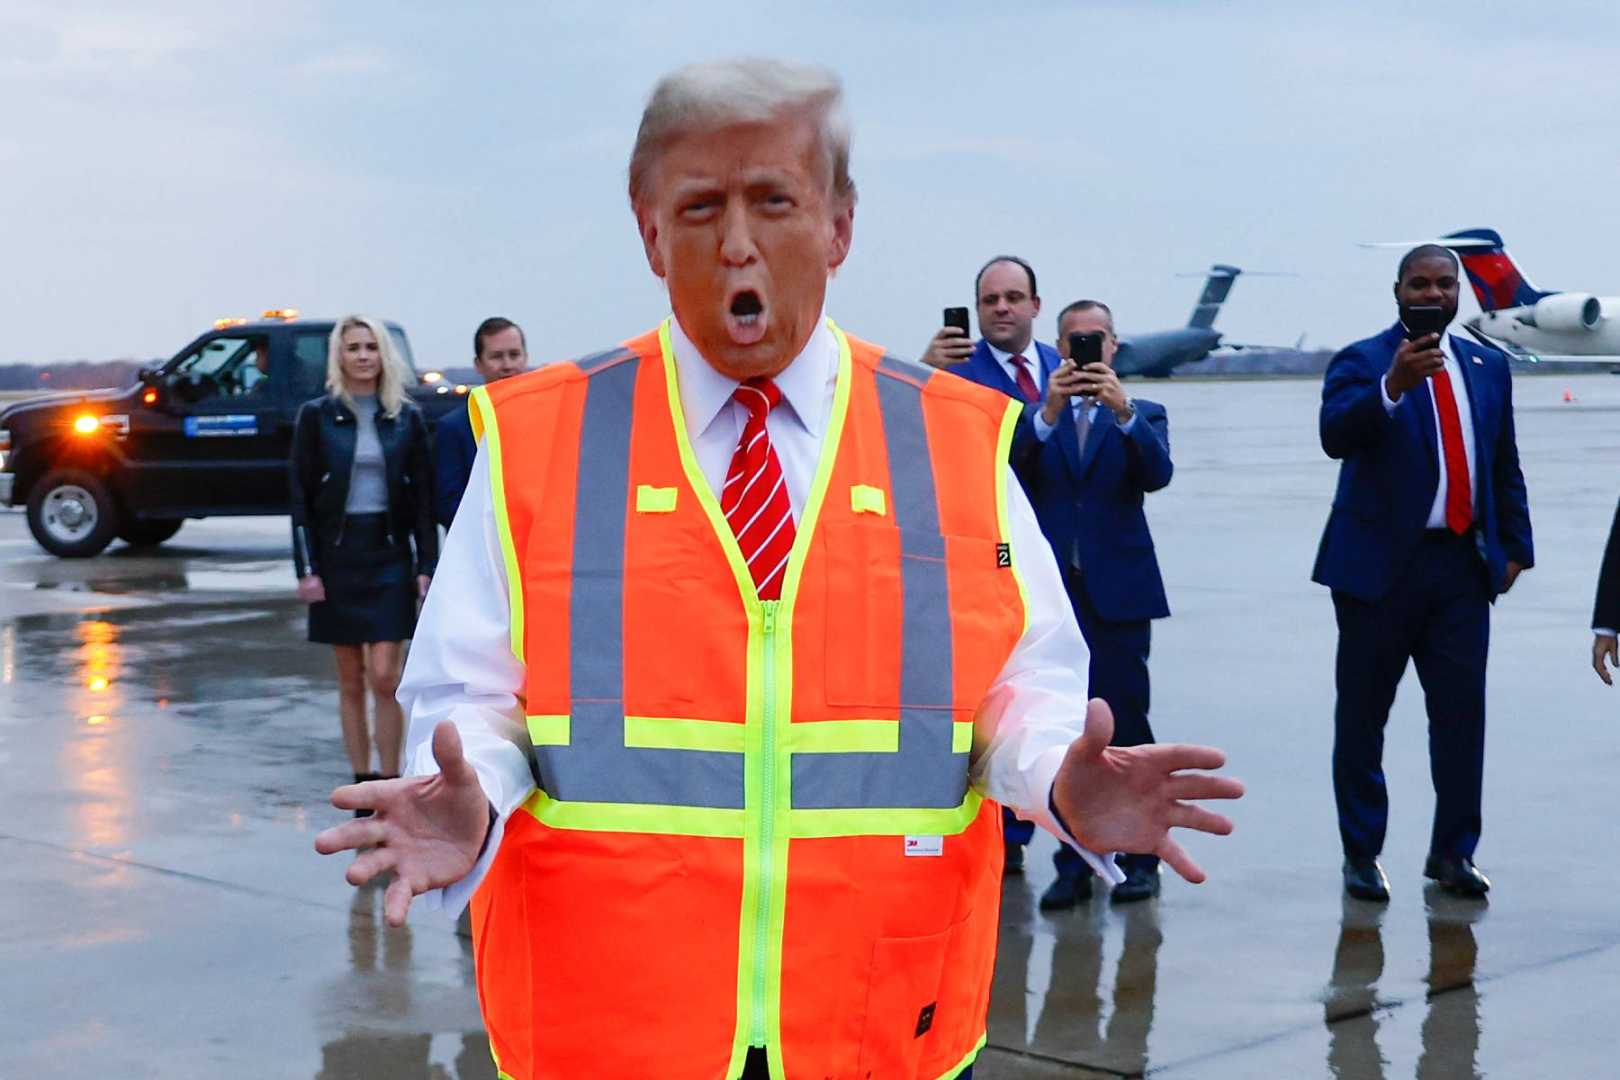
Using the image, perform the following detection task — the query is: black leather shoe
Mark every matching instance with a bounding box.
[1110,865,1161,904]
[1039,873,1093,911]
[1003,843,1025,875]
[1424,855,1490,897]
[1342,856,1390,902]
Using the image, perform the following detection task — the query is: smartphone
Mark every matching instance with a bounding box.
[1404,305,1449,344]
[943,307,971,336]
[1067,331,1104,368]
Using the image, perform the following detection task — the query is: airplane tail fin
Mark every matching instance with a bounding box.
[1187,264,1241,329]
[1441,228,1550,312]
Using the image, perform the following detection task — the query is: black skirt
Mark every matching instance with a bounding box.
[308,513,418,645]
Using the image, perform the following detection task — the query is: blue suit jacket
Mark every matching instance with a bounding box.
[953,339,1173,622]
[432,401,478,528]
[1312,323,1534,602]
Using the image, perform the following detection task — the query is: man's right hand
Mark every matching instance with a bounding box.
[296,574,325,604]
[920,327,974,369]
[1594,633,1618,686]
[1041,359,1086,425]
[1385,333,1445,400]
[314,721,492,927]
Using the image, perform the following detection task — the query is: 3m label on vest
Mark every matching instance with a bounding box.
[996,542,1012,568]
[915,1002,936,1037]
[904,835,943,857]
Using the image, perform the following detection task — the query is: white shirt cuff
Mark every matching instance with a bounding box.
[1019,744,1126,885]
[1115,408,1137,432]
[1380,374,1399,413]
[1031,407,1057,442]
[1595,628,1617,638]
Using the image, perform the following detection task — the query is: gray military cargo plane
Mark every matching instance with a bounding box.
[1115,264,1249,378]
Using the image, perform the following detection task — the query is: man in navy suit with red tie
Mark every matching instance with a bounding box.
[1314,244,1533,902]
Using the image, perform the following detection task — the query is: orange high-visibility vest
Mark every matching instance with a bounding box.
[466,320,1028,1080]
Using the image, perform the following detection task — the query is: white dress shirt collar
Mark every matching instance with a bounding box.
[668,313,835,442]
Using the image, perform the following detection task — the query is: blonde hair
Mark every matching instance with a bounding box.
[326,314,408,417]
[628,58,856,209]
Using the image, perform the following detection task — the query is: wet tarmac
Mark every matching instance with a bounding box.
[3,374,1619,1078]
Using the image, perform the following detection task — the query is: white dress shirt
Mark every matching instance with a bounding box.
[1379,329,1478,529]
[400,315,1123,915]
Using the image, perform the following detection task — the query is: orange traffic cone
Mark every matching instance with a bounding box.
[1563,388,1575,403]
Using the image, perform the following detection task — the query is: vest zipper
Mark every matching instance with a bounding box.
[749,598,779,1048]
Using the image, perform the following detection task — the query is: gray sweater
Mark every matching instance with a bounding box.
[345,394,389,514]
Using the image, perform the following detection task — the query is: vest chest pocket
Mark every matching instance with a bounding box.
[822,520,904,708]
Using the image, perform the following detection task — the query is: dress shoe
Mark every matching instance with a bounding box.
[1342,856,1390,902]
[1424,854,1490,897]
[1110,864,1161,904]
[1003,843,1025,875]
[1038,872,1093,911]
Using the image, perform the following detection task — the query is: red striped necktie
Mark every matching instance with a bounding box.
[721,377,796,600]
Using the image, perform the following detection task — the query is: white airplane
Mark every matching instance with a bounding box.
[1364,228,1620,362]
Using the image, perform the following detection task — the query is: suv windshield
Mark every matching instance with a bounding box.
[167,335,271,403]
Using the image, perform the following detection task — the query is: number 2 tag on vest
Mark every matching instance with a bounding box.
[904,835,943,857]
[995,542,1011,568]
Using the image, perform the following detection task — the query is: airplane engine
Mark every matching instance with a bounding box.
[1524,293,1602,331]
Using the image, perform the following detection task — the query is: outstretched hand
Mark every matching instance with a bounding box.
[1052,699,1244,884]
[313,721,491,927]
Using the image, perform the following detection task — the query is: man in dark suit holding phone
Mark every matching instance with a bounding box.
[1314,245,1533,903]
[1010,300,1173,907]
[923,266,1175,906]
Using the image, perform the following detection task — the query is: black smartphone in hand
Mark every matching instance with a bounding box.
[943,307,971,335]
[1067,331,1104,368]
[1404,305,1449,345]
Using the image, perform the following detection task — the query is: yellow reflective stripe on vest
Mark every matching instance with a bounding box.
[526,714,569,746]
[624,715,746,753]
[785,718,975,755]
[787,790,985,839]
[471,385,525,662]
[521,788,746,837]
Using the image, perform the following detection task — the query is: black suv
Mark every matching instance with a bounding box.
[0,314,465,556]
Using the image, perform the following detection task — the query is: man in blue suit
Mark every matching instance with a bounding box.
[1314,245,1533,902]
[433,317,530,527]
[923,257,1174,907]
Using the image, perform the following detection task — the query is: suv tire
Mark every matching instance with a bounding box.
[27,468,120,557]
[118,518,184,547]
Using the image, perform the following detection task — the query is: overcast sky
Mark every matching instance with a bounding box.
[6,0,1619,368]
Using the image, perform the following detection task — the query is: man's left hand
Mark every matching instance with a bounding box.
[417,574,431,600]
[1501,560,1525,594]
[1052,700,1244,884]
[1075,363,1130,421]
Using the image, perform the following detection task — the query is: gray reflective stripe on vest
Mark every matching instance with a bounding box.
[792,357,968,810]
[530,352,745,809]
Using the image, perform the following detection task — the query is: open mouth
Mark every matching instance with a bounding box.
[724,289,768,346]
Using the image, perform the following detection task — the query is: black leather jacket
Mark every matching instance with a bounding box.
[288,394,437,579]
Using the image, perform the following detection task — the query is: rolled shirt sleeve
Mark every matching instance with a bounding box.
[969,467,1126,885]
[397,443,536,916]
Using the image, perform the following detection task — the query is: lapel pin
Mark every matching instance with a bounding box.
[1472,356,1483,365]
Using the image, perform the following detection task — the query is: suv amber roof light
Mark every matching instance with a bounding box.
[261,308,300,321]
[213,317,248,330]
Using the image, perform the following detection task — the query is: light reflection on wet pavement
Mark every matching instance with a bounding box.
[4,377,1620,1078]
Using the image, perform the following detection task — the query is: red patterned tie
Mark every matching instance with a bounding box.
[1010,354,1040,403]
[1431,369,1473,535]
[721,378,796,600]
